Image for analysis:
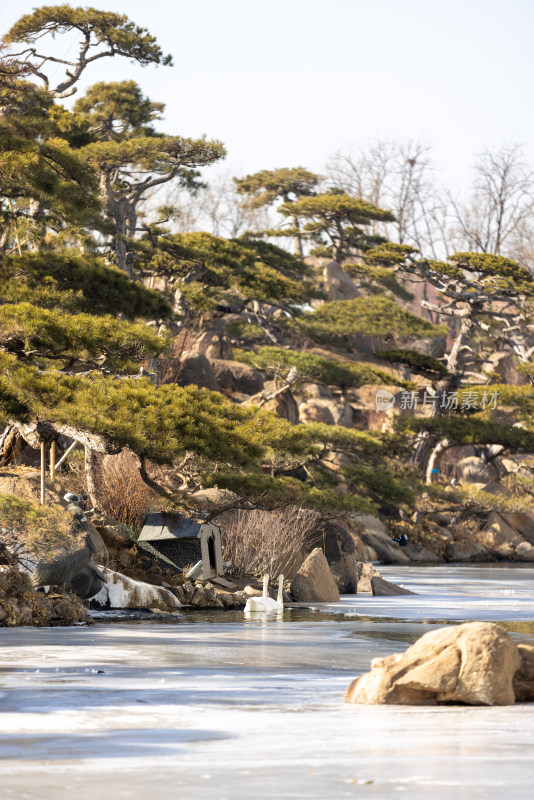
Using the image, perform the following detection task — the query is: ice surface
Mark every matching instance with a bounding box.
[1,565,534,800]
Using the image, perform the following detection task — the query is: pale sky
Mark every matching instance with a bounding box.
[1,0,533,191]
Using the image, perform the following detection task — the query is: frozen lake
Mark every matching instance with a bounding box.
[1,565,534,800]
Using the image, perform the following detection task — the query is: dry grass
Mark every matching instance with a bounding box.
[95,450,154,531]
[221,505,320,577]
[0,494,81,568]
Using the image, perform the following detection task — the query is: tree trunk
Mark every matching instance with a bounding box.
[412,311,477,471]
[84,446,99,509]
[425,438,450,485]
[292,215,304,258]
[99,172,132,277]
[0,425,27,466]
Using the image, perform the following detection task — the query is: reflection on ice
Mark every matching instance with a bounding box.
[1,565,534,799]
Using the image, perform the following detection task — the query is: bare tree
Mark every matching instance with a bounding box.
[449,143,534,262]
[327,139,444,254]
[161,170,272,238]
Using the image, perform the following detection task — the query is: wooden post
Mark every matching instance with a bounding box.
[40,441,46,505]
[54,440,77,471]
[50,440,56,484]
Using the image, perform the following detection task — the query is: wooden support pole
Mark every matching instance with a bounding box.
[54,440,77,471]
[50,440,56,484]
[40,441,46,505]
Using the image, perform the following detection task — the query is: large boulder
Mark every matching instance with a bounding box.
[337,518,378,562]
[307,519,360,593]
[444,540,492,562]
[486,350,527,386]
[408,336,447,358]
[298,398,353,427]
[456,456,498,484]
[515,542,534,561]
[513,643,534,701]
[298,382,333,400]
[356,562,381,592]
[403,542,443,563]
[189,487,238,512]
[92,568,181,611]
[290,548,340,603]
[245,382,299,423]
[209,359,265,395]
[477,513,525,559]
[502,512,534,545]
[350,514,411,565]
[169,350,219,391]
[194,329,233,360]
[344,622,521,706]
[323,260,360,301]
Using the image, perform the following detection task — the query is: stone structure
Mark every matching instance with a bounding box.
[344,621,532,706]
[138,512,223,578]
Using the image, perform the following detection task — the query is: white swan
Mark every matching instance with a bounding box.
[244,573,284,613]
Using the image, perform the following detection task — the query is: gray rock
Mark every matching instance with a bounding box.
[514,542,534,562]
[513,643,534,701]
[323,260,360,301]
[290,548,340,603]
[444,540,492,562]
[307,519,360,593]
[298,398,353,427]
[371,575,417,596]
[456,456,498,484]
[403,543,443,563]
[209,359,265,395]
[356,562,381,592]
[345,622,520,706]
[171,350,219,391]
[245,382,300,423]
[181,581,195,604]
[349,515,411,565]
[502,512,534,545]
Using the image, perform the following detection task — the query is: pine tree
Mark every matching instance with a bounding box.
[60,80,226,274]
[279,190,396,261]
[234,166,320,256]
[365,243,534,479]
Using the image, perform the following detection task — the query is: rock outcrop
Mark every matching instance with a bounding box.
[170,350,219,391]
[209,359,265,395]
[290,548,340,602]
[351,515,411,565]
[307,519,360,593]
[345,622,523,706]
[298,398,353,427]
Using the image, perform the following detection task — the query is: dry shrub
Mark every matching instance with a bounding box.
[0,494,81,567]
[96,450,154,531]
[221,505,320,577]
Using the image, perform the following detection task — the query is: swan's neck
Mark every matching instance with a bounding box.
[277,575,284,606]
[263,573,269,599]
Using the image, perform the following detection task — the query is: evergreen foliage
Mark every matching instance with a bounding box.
[293,295,446,348]
[234,347,410,388]
[133,231,314,309]
[0,302,168,372]
[375,349,449,378]
[279,191,395,260]
[0,250,171,318]
[406,415,534,452]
